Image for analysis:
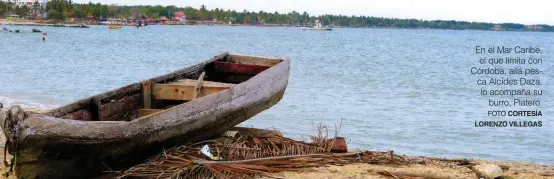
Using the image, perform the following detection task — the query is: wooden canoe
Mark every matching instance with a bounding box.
[0,53,290,178]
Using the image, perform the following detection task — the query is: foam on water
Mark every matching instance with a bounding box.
[0,95,57,110]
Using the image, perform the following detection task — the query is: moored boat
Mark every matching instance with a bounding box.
[70,24,90,28]
[302,19,333,30]
[0,53,290,178]
[109,25,122,29]
[301,27,333,30]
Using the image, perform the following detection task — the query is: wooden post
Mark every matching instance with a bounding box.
[142,80,152,109]
[192,72,206,100]
[89,98,102,121]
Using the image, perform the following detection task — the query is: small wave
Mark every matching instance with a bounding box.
[0,95,57,111]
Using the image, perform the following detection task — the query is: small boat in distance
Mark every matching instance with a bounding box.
[302,20,333,30]
[53,23,66,27]
[109,25,122,29]
[70,24,90,28]
[0,53,290,178]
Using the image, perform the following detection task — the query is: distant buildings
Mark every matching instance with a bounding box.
[3,0,49,18]
[14,0,33,7]
[15,0,35,7]
[12,0,47,8]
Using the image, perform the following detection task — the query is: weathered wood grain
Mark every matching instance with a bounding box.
[152,84,229,101]
[171,79,236,88]
[142,80,152,109]
[192,72,206,100]
[228,54,282,66]
[100,94,142,121]
[213,61,270,75]
[138,109,163,117]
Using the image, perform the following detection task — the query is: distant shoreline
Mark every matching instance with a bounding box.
[2,1,554,33]
[1,19,552,33]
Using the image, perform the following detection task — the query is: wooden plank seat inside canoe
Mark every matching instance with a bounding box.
[48,54,282,122]
[138,78,236,117]
[151,80,233,101]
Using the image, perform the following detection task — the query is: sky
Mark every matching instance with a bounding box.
[74,0,554,25]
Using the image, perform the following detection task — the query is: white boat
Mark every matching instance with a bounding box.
[301,27,332,30]
[302,19,332,30]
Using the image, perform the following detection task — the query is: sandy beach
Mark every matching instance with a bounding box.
[269,157,554,179]
[0,117,551,179]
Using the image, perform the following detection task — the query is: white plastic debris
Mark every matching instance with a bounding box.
[200,145,222,160]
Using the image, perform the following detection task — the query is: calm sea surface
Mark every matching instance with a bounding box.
[0,25,552,164]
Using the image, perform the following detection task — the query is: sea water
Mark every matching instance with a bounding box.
[0,25,552,164]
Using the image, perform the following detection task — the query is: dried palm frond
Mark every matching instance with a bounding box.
[112,122,405,179]
[116,149,406,179]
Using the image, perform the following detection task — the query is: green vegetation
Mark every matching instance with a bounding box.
[0,1,552,32]
[0,1,34,17]
[46,0,67,21]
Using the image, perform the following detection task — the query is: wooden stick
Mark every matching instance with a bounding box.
[192,72,206,100]
[142,80,152,109]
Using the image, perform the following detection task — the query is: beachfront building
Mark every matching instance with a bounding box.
[14,0,47,8]
[3,0,48,17]
[15,0,33,7]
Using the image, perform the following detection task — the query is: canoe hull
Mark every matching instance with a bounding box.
[0,53,290,178]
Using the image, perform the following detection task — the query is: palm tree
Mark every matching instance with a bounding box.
[32,0,39,15]
[1,0,7,16]
[7,0,11,15]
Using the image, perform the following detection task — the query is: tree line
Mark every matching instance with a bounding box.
[0,1,35,17]
[1,1,552,32]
